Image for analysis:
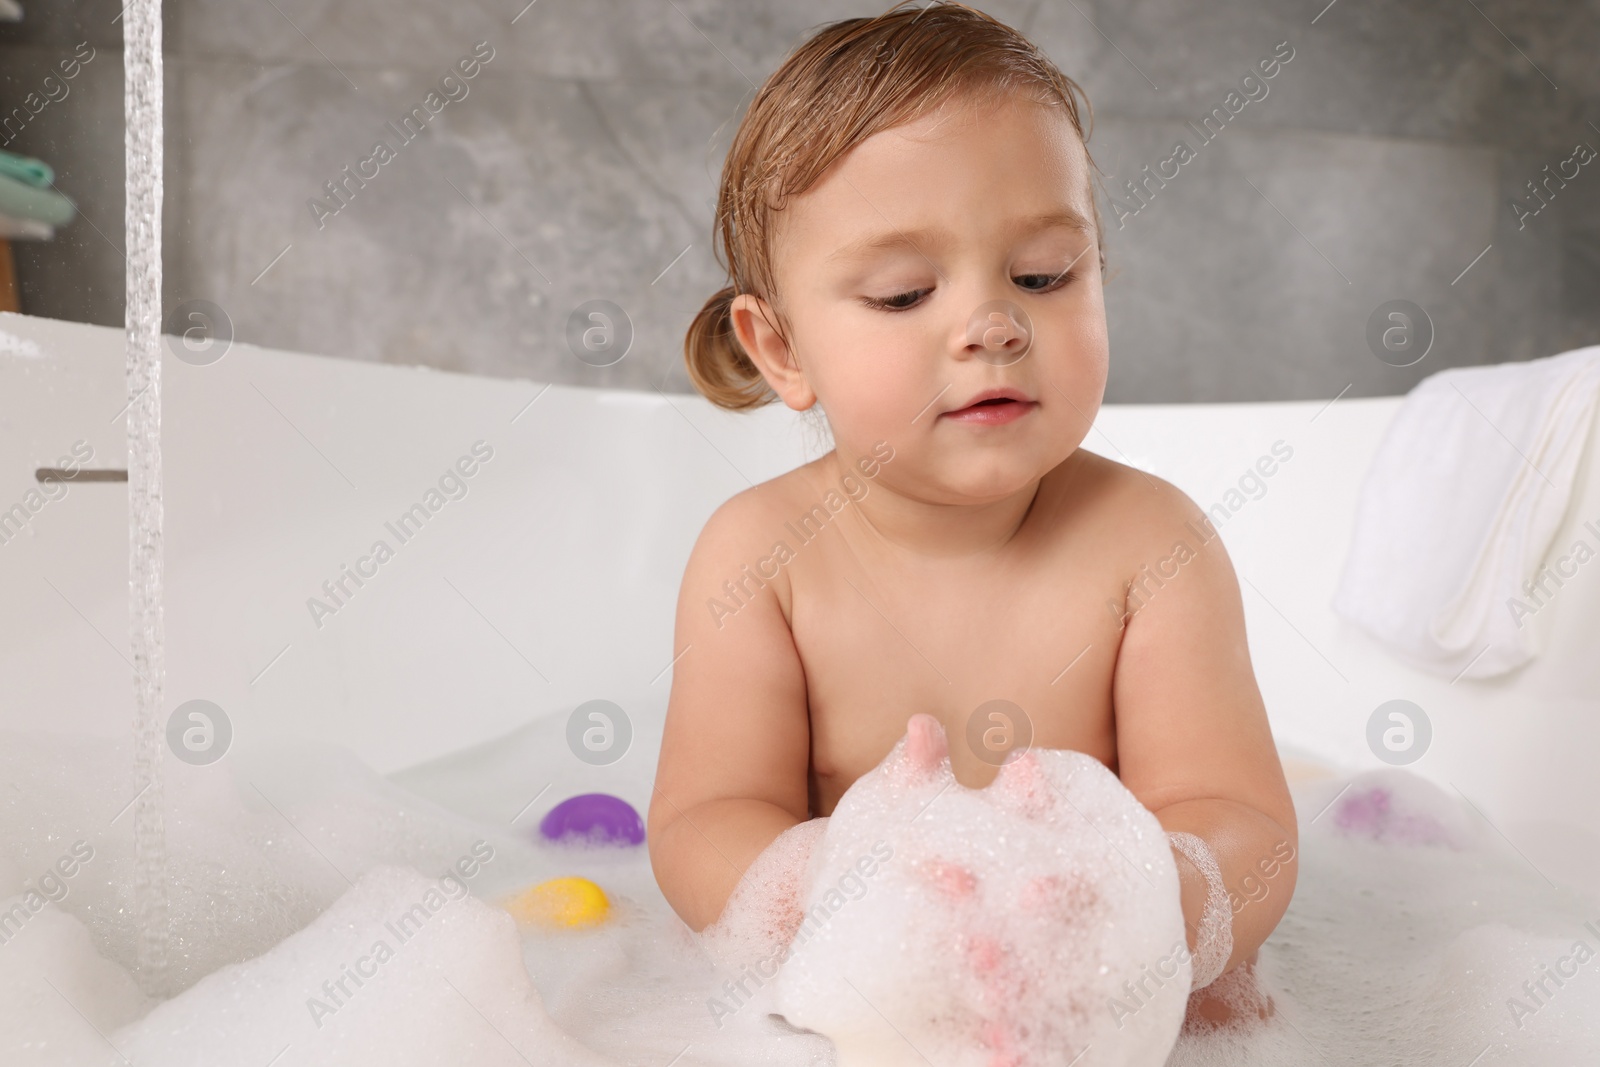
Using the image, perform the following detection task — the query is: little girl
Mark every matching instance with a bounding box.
[647,0,1296,1032]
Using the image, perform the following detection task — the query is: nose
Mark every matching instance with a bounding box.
[961,300,1032,367]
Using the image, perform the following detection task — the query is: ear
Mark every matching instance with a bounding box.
[729,293,816,412]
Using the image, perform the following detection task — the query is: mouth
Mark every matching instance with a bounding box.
[940,388,1038,425]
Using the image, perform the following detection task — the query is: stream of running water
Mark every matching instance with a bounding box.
[124,0,168,997]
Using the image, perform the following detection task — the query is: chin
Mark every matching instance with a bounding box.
[941,454,1048,500]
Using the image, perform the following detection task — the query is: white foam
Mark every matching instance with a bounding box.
[698,814,832,997]
[4,719,1600,1065]
[1169,769,1600,1066]
[1167,830,1232,989]
[115,865,615,1066]
[0,329,43,359]
[0,896,150,1066]
[0,725,835,1066]
[710,714,1189,1066]
[0,731,512,993]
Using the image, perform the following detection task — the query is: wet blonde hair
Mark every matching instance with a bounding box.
[684,0,1103,412]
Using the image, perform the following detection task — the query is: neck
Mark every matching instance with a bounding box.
[827,448,1045,561]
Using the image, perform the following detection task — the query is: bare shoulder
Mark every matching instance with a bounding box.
[681,457,833,624]
[1045,448,1214,571]
[691,454,835,539]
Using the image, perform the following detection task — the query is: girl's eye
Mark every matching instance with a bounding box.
[861,288,929,312]
[860,269,1077,312]
[1015,269,1076,292]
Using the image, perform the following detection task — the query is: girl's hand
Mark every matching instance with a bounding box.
[696,715,944,986]
[770,713,1192,1066]
[1184,947,1275,1030]
[697,813,832,978]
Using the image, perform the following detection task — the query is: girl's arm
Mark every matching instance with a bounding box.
[648,490,815,932]
[1110,476,1300,978]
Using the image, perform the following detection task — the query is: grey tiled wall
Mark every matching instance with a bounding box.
[2,0,1597,402]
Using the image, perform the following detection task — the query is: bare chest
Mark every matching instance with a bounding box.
[787,529,1127,818]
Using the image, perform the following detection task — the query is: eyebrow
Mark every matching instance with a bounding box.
[825,207,1094,265]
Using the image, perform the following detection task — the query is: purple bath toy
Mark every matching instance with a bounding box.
[1332,785,1456,847]
[539,792,645,847]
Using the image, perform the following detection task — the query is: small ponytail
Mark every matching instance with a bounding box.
[683,284,777,412]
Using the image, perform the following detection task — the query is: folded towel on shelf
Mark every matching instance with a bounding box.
[0,150,54,189]
[1332,345,1600,680]
[0,212,53,240]
[0,172,74,227]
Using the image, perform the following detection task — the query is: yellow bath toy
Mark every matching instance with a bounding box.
[504,876,611,930]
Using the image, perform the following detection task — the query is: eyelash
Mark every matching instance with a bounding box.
[860,270,1077,312]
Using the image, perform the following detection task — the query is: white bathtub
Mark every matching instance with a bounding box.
[3,307,1599,909]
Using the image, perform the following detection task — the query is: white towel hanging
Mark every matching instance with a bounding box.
[1332,345,1600,679]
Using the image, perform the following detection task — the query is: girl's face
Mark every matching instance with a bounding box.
[733,92,1109,507]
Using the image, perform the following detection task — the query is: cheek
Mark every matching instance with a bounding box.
[807,311,933,418]
[1059,283,1110,374]
[1034,288,1109,432]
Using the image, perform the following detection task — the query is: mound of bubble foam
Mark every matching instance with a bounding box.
[697,814,831,1006]
[109,864,617,1067]
[728,713,1190,1066]
[0,723,837,1067]
[1167,768,1600,1066]
[0,730,525,997]
[14,710,1600,1067]
[0,892,151,1066]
